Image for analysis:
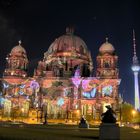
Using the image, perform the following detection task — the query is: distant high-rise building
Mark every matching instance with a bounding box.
[131,30,140,110]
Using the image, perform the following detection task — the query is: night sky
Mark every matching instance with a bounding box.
[0,0,140,105]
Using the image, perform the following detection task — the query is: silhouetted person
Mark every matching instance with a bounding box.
[79,116,89,128]
[80,116,86,124]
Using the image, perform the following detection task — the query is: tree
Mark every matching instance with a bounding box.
[121,102,136,123]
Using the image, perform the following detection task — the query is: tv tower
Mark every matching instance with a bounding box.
[131,30,140,110]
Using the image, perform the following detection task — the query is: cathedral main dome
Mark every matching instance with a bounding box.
[34,27,93,78]
[44,27,90,61]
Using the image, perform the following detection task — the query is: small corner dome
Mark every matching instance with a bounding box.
[99,38,115,54]
[11,41,26,54]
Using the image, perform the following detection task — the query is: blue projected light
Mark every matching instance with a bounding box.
[57,98,64,106]
[102,86,112,96]
[91,88,96,97]
[18,91,24,95]
[82,88,96,98]
[0,97,5,106]
[20,84,25,89]
[3,83,9,89]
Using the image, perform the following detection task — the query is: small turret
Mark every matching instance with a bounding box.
[3,41,28,78]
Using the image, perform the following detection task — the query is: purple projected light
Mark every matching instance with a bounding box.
[74,66,80,78]
[82,80,90,89]
[72,78,82,88]
[30,80,39,90]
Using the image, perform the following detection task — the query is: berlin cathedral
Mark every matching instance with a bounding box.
[0,27,121,123]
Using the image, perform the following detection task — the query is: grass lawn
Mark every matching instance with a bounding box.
[0,124,99,140]
[0,124,139,140]
[120,127,140,140]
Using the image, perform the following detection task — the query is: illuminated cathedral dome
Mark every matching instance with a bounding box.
[44,27,90,59]
[11,41,26,55]
[34,27,93,78]
[99,38,115,54]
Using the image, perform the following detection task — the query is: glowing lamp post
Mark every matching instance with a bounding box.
[21,108,25,122]
[132,110,136,117]
[21,108,24,113]
[132,110,136,123]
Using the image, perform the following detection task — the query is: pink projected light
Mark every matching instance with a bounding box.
[71,78,82,88]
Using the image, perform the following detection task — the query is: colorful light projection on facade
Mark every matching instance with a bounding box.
[2,78,32,96]
[64,88,71,97]
[30,80,39,91]
[4,99,11,116]
[30,80,40,108]
[0,97,5,108]
[3,83,9,89]
[71,78,82,88]
[102,85,113,96]
[22,101,30,114]
[57,97,64,106]
[0,79,33,113]
[71,77,82,109]
[81,79,99,99]
[74,66,81,78]
[17,84,25,95]
[82,88,96,99]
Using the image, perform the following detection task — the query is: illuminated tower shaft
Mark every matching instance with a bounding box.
[131,30,140,110]
[134,72,140,110]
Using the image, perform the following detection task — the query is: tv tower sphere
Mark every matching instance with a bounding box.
[131,64,140,72]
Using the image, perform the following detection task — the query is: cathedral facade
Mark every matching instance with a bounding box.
[0,27,120,123]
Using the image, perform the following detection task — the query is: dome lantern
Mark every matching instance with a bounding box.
[66,26,74,35]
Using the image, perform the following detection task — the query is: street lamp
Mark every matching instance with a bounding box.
[21,108,24,113]
[132,110,136,123]
[132,110,136,118]
[21,108,25,122]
